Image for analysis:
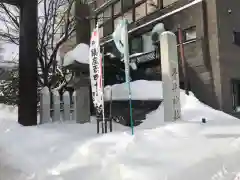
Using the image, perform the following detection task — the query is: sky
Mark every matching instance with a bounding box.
[2,43,18,61]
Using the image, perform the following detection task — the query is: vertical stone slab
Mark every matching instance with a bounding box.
[72,91,76,122]
[52,89,61,122]
[63,91,71,121]
[40,87,50,124]
[75,87,90,124]
[160,31,181,122]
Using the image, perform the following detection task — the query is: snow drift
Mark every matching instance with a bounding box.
[0,80,240,180]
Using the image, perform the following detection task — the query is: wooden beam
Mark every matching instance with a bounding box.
[18,0,38,126]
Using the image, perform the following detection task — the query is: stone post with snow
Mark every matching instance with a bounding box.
[160,32,181,122]
[62,43,91,123]
[52,89,61,122]
[63,91,71,121]
[40,87,51,124]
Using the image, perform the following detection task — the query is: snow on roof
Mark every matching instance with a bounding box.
[63,43,89,67]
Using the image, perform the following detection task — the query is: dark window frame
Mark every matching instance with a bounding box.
[233,31,240,46]
[96,0,165,39]
[103,19,114,37]
[146,0,161,14]
[113,0,122,16]
[122,0,134,12]
[231,79,240,112]
[129,36,143,54]
[183,26,197,42]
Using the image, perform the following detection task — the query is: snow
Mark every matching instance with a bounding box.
[1,80,240,180]
[106,52,116,58]
[120,52,146,62]
[63,43,89,66]
[104,80,163,101]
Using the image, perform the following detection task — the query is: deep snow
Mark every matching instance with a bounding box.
[0,80,240,180]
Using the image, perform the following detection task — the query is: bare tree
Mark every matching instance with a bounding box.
[0,0,78,89]
[0,42,3,61]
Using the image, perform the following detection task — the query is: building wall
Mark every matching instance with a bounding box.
[215,0,240,116]
[154,1,218,108]
[58,0,240,117]
[100,0,219,109]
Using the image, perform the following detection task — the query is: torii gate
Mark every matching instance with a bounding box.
[1,0,37,126]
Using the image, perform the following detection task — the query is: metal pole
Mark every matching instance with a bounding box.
[177,26,189,95]
[101,47,107,133]
[123,19,134,135]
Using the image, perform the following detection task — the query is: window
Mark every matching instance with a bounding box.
[90,19,96,31]
[232,80,240,112]
[130,36,143,54]
[89,1,96,11]
[99,26,103,38]
[97,13,103,25]
[114,0,121,16]
[103,20,113,36]
[184,26,197,41]
[114,16,123,29]
[122,0,134,11]
[123,10,133,23]
[96,0,105,8]
[147,0,158,14]
[233,31,240,46]
[163,0,178,7]
[135,3,147,21]
[142,32,155,52]
[103,6,112,22]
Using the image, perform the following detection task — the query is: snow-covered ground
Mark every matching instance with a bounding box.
[1,80,240,180]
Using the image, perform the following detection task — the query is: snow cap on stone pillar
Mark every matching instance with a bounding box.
[151,23,165,44]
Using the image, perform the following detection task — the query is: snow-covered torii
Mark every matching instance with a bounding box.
[0,0,38,126]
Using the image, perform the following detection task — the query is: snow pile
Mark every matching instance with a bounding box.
[143,91,237,129]
[104,80,163,101]
[1,80,240,180]
[63,43,89,66]
[1,109,240,180]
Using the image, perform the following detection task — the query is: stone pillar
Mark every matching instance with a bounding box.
[160,32,181,122]
[18,0,38,126]
[75,1,90,45]
[74,72,90,123]
[75,86,90,123]
[74,2,91,122]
